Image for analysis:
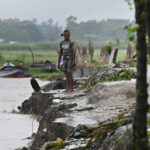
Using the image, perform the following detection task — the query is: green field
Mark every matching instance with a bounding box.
[0,49,126,66]
[0,50,58,65]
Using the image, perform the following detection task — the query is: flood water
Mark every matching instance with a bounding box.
[0,78,49,150]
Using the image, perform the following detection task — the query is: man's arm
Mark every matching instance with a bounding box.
[58,42,63,68]
[72,42,76,67]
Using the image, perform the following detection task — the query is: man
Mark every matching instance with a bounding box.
[58,30,76,92]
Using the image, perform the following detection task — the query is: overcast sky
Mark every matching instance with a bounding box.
[0,0,134,26]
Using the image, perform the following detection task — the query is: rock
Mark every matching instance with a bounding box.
[68,125,89,139]
[43,60,56,72]
[15,147,28,150]
[19,92,53,115]
[73,67,97,78]
[42,79,66,91]
[99,124,133,150]
[42,78,83,92]
[30,106,74,150]
[87,80,135,105]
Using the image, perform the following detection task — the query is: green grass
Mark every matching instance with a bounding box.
[29,68,63,80]
[0,49,126,66]
[0,50,58,65]
[116,50,126,62]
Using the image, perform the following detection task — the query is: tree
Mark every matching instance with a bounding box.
[146,0,150,55]
[39,19,62,41]
[66,16,77,27]
[133,0,148,149]
[88,41,94,62]
[65,16,130,41]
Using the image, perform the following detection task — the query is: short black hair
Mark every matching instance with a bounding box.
[64,30,70,33]
[61,30,70,36]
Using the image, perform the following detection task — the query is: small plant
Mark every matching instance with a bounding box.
[91,60,107,66]
[105,42,112,54]
[126,24,139,42]
[130,61,136,67]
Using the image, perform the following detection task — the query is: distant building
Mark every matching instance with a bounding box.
[0,39,4,43]
[9,41,18,44]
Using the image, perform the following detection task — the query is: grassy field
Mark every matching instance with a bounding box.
[0,50,58,65]
[0,49,127,65]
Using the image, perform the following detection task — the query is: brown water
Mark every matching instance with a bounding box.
[0,78,49,150]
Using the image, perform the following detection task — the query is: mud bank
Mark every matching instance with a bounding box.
[18,67,136,150]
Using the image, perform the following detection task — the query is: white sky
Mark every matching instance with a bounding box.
[0,0,134,26]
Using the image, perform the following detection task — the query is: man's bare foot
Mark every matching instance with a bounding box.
[68,89,74,92]
[64,89,69,92]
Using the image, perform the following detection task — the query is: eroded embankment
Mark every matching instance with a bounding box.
[18,67,136,150]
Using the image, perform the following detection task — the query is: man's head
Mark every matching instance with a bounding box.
[63,30,70,41]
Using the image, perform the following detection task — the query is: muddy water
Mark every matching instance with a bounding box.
[0,78,49,150]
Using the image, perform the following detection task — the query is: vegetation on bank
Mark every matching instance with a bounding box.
[81,68,136,90]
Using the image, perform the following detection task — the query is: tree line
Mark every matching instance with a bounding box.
[66,16,131,41]
[0,18,62,42]
[0,17,131,43]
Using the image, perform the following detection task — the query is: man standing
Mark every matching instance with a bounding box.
[58,30,76,92]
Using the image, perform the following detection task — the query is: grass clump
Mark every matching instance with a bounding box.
[91,60,107,67]
[129,61,136,67]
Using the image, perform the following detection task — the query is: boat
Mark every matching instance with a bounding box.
[0,61,30,78]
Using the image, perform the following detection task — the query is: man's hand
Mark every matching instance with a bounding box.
[57,62,60,69]
[72,62,76,67]
[57,63,60,69]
